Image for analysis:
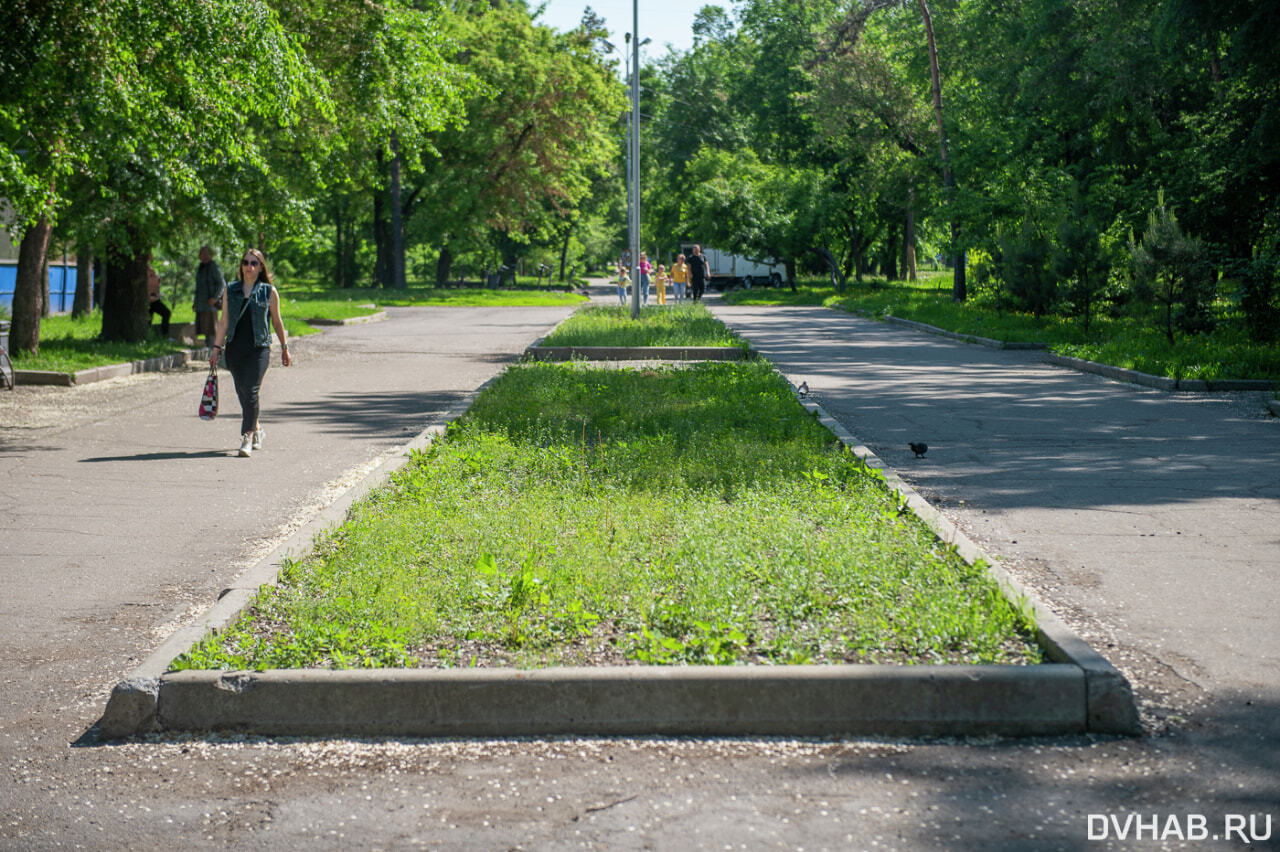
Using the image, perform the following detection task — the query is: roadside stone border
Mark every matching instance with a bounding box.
[15,347,213,387]
[98,365,1140,740]
[882,315,1047,350]
[792,388,1139,736]
[304,310,386,327]
[1045,353,1277,392]
[879,314,1276,393]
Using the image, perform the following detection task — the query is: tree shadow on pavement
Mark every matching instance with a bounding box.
[273,389,471,438]
[80,450,229,463]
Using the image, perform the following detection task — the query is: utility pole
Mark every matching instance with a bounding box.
[628,6,642,320]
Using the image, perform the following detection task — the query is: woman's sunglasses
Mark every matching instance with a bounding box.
[241,259,260,267]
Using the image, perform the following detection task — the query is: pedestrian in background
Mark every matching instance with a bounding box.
[638,252,652,306]
[654,263,668,305]
[615,259,630,305]
[688,245,710,302]
[146,265,171,338]
[209,249,291,458]
[193,246,224,347]
[670,253,689,302]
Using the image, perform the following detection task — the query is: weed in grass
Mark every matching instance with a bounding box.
[174,361,1043,671]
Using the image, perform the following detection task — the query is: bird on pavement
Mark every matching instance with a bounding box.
[797,381,810,397]
[909,442,928,458]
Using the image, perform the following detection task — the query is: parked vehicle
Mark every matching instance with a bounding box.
[680,245,784,290]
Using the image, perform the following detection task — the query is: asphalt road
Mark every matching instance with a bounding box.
[1,296,1277,850]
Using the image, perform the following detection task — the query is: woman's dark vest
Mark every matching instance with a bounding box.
[224,281,273,347]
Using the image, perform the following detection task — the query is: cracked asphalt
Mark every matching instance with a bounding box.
[2,294,1277,850]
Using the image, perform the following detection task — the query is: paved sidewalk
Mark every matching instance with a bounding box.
[2,297,1278,848]
[711,300,1280,726]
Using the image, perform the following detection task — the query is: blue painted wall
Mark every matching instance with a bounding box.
[0,262,91,313]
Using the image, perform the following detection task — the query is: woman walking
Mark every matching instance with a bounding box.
[209,249,291,457]
[670,253,689,302]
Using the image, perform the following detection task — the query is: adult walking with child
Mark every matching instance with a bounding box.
[209,248,291,458]
[670,253,689,302]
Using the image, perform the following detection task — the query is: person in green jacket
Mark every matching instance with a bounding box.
[193,245,225,347]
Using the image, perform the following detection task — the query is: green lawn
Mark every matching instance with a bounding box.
[174,360,1041,671]
[540,303,749,349]
[7,282,586,373]
[723,274,1280,382]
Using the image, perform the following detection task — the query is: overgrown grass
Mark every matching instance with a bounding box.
[174,360,1041,671]
[725,275,1280,382]
[540,304,749,349]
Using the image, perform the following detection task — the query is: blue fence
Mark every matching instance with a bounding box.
[0,262,91,313]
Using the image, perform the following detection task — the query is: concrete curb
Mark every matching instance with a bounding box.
[15,347,213,387]
[525,345,752,362]
[154,666,1085,738]
[792,391,1140,735]
[304,311,387,327]
[99,362,1139,740]
[882,315,1047,350]
[877,315,1276,394]
[1045,353,1277,392]
[97,379,495,739]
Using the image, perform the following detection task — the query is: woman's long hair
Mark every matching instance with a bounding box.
[238,248,273,285]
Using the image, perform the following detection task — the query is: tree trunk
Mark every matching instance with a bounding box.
[558,223,573,282]
[373,151,389,288]
[904,188,917,281]
[389,133,406,289]
[435,243,454,287]
[41,250,51,318]
[785,257,797,291]
[816,246,847,292]
[333,197,345,289]
[73,249,93,318]
[884,223,900,280]
[100,229,151,343]
[917,0,964,301]
[9,215,53,357]
[92,257,105,309]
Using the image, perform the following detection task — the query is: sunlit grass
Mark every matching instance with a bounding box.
[540,303,749,349]
[175,360,1042,671]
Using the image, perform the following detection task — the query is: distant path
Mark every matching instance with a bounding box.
[711,301,1280,727]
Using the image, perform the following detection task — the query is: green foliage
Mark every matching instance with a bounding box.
[997,222,1056,317]
[175,360,1041,670]
[1129,191,1216,344]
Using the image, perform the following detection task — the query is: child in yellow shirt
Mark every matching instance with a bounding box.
[654,264,668,305]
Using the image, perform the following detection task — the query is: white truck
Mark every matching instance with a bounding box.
[681,245,784,290]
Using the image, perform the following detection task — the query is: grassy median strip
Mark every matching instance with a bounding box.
[540,303,749,350]
[175,360,1040,671]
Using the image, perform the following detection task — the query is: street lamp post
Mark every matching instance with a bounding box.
[626,25,648,320]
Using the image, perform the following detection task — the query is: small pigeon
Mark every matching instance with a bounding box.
[797,381,810,396]
[909,442,928,458]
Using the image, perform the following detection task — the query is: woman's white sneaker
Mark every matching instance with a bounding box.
[252,428,264,450]
[238,433,253,457]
